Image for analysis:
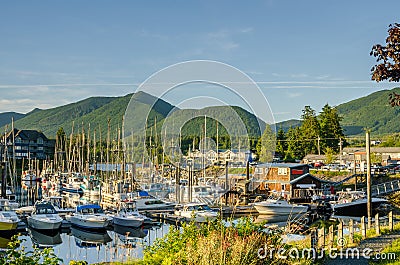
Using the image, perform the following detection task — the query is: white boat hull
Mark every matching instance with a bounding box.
[70,214,112,229]
[113,215,144,227]
[27,215,62,230]
[175,211,218,223]
[254,201,308,216]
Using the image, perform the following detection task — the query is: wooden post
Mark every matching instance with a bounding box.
[328,225,334,249]
[361,216,366,239]
[337,221,343,249]
[349,219,354,244]
[389,211,393,231]
[375,213,380,235]
[366,131,372,229]
[311,228,317,250]
[318,228,325,249]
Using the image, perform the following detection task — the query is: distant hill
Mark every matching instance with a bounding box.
[274,119,302,132]
[1,91,265,139]
[0,112,25,127]
[336,87,400,136]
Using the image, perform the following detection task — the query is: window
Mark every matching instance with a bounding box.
[15,137,21,143]
[37,138,43,144]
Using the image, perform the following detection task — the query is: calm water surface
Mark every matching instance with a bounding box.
[1,223,170,265]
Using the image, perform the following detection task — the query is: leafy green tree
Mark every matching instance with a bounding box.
[324,147,335,164]
[300,106,320,155]
[256,125,276,162]
[371,23,400,107]
[318,104,345,153]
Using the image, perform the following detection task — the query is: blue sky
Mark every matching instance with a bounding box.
[0,0,398,122]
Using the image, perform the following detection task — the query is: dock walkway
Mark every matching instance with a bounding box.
[324,231,400,265]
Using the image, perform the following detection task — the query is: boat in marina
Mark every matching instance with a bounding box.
[0,199,20,231]
[330,190,388,217]
[253,196,309,216]
[69,204,112,229]
[141,182,171,199]
[27,201,63,231]
[80,175,101,203]
[113,201,148,227]
[174,202,218,223]
[127,191,176,211]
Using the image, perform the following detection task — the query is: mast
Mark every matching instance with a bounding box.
[68,121,74,174]
[216,120,219,164]
[106,118,111,182]
[11,118,16,192]
[203,115,206,181]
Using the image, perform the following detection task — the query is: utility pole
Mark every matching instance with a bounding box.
[366,130,372,229]
[317,136,321,155]
[339,138,343,165]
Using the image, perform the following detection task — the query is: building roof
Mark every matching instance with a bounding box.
[257,162,307,169]
[6,128,49,141]
[343,147,400,154]
[290,173,330,185]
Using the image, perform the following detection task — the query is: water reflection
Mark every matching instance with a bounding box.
[113,225,147,247]
[0,230,18,248]
[71,226,112,248]
[29,228,62,248]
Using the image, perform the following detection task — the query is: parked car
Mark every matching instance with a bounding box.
[314,162,324,168]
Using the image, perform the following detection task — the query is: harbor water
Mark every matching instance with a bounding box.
[0,223,170,264]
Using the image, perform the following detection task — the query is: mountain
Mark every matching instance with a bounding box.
[336,87,400,136]
[1,91,264,139]
[274,119,302,132]
[0,112,25,127]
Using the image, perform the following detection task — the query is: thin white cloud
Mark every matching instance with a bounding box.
[287,92,302,98]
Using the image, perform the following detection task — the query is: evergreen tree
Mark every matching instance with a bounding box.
[256,125,276,162]
[275,128,287,160]
[318,104,345,153]
[300,106,320,155]
[285,126,303,161]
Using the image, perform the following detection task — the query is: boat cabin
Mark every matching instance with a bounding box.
[33,201,57,214]
[76,204,104,214]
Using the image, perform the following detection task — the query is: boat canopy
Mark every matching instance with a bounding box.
[77,204,101,211]
[138,191,150,197]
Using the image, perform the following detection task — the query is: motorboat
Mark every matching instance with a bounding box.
[127,191,176,211]
[27,201,63,230]
[330,190,388,217]
[141,182,171,199]
[0,199,20,231]
[69,204,112,229]
[112,202,147,227]
[253,196,309,216]
[71,226,112,248]
[42,196,75,218]
[29,228,62,248]
[174,202,218,223]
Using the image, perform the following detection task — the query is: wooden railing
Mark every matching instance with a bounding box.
[311,211,396,250]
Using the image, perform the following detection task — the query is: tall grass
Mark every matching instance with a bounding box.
[120,217,317,265]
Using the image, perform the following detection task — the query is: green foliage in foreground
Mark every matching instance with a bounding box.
[0,235,87,265]
[120,217,315,265]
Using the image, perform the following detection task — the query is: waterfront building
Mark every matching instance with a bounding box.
[1,128,55,160]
